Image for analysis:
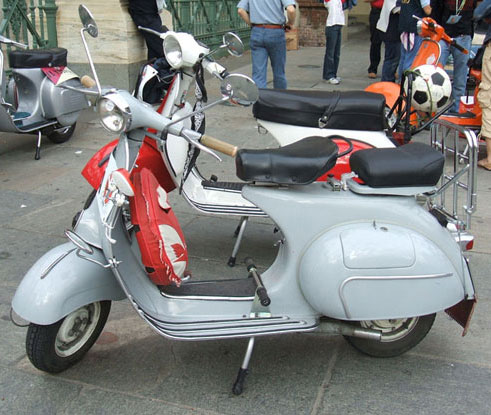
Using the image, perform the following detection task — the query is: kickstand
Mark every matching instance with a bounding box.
[228,216,249,267]
[232,336,255,395]
[34,131,42,160]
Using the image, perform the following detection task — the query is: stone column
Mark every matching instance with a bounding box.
[56,0,172,89]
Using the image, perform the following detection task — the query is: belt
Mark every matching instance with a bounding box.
[252,24,283,29]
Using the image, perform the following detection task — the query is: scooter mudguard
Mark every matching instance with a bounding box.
[12,242,125,325]
[298,221,474,321]
[82,137,175,192]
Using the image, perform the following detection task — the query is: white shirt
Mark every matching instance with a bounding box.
[325,0,345,27]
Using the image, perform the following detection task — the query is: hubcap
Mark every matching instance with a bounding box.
[55,302,101,357]
[360,317,418,342]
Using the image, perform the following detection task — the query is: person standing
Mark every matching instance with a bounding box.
[128,0,167,60]
[376,0,401,81]
[237,0,297,89]
[323,0,346,84]
[398,0,432,78]
[367,0,385,78]
[477,23,491,170]
[431,0,477,113]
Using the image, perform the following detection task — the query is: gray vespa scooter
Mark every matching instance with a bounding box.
[11,5,477,395]
[0,32,89,159]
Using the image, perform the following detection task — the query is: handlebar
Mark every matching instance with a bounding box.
[452,40,468,54]
[200,135,238,157]
[137,26,166,39]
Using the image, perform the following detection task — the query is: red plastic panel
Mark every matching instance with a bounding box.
[130,168,187,286]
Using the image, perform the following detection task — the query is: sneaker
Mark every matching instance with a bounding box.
[327,77,340,85]
[368,72,377,79]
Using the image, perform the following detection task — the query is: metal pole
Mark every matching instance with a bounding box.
[43,0,57,48]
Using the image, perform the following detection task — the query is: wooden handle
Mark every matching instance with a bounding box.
[81,75,96,88]
[200,135,238,157]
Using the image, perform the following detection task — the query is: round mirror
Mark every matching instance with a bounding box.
[223,32,244,57]
[220,74,258,107]
[65,230,94,255]
[79,5,98,38]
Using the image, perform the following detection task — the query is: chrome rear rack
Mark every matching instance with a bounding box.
[429,119,478,230]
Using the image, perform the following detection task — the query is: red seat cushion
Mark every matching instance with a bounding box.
[130,168,187,286]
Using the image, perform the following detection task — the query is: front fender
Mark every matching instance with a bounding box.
[12,242,126,325]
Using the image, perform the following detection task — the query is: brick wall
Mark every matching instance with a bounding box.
[297,0,327,47]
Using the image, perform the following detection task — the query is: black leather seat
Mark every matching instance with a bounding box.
[349,142,444,188]
[9,47,67,69]
[236,136,339,185]
[253,89,387,131]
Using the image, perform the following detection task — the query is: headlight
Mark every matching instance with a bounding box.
[164,35,183,68]
[98,93,131,133]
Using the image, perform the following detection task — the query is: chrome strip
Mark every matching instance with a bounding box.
[339,273,453,318]
[40,248,77,279]
[160,291,255,301]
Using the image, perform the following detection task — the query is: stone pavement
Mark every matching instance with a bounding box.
[1,25,491,415]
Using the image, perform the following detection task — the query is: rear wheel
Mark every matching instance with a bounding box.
[46,123,76,144]
[26,301,111,373]
[344,313,436,357]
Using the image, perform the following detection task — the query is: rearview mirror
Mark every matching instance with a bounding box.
[220,74,259,107]
[223,32,244,57]
[79,4,98,38]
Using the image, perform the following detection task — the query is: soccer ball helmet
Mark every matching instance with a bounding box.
[404,64,452,113]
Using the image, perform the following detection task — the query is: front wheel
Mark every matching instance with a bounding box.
[46,123,76,144]
[26,300,111,373]
[344,313,436,357]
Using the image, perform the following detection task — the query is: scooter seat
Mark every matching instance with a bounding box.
[236,135,339,185]
[253,89,387,131]
[8,47,67,69]
[349,142,444,188]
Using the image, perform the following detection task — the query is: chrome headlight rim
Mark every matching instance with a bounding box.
[164,35,183,68]
[97,92,132,133]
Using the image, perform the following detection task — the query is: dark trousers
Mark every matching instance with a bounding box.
[128,11,164,60]
[323,25,343,80]
[368,7,382,74]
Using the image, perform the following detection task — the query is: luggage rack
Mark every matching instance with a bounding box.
[429,118,478,230]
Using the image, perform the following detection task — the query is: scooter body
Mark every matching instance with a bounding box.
[0,36,89,158]
[13,127,475,331]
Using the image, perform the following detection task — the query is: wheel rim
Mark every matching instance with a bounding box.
[55,302,101,357]
[360,317,419,343]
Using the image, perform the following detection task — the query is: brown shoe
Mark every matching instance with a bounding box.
[368,72,377,79]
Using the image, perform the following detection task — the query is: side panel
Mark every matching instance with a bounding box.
[12,242,125,325]
[298,222,467,320]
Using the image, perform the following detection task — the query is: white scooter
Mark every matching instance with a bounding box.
[0,33,89,159]
[12,5,477,395]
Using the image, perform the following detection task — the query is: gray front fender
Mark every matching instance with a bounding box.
[12,242,126,325]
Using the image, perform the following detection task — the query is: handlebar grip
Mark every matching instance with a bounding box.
[256,287,271,307]
[200,135,238,157]
[81,75,96,88]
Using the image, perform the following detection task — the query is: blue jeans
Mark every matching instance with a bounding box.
[323,25,343,80]
[250,27,287,89]
[398,34,423,79]
[381,40,401,82]
[439,35,472,112]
